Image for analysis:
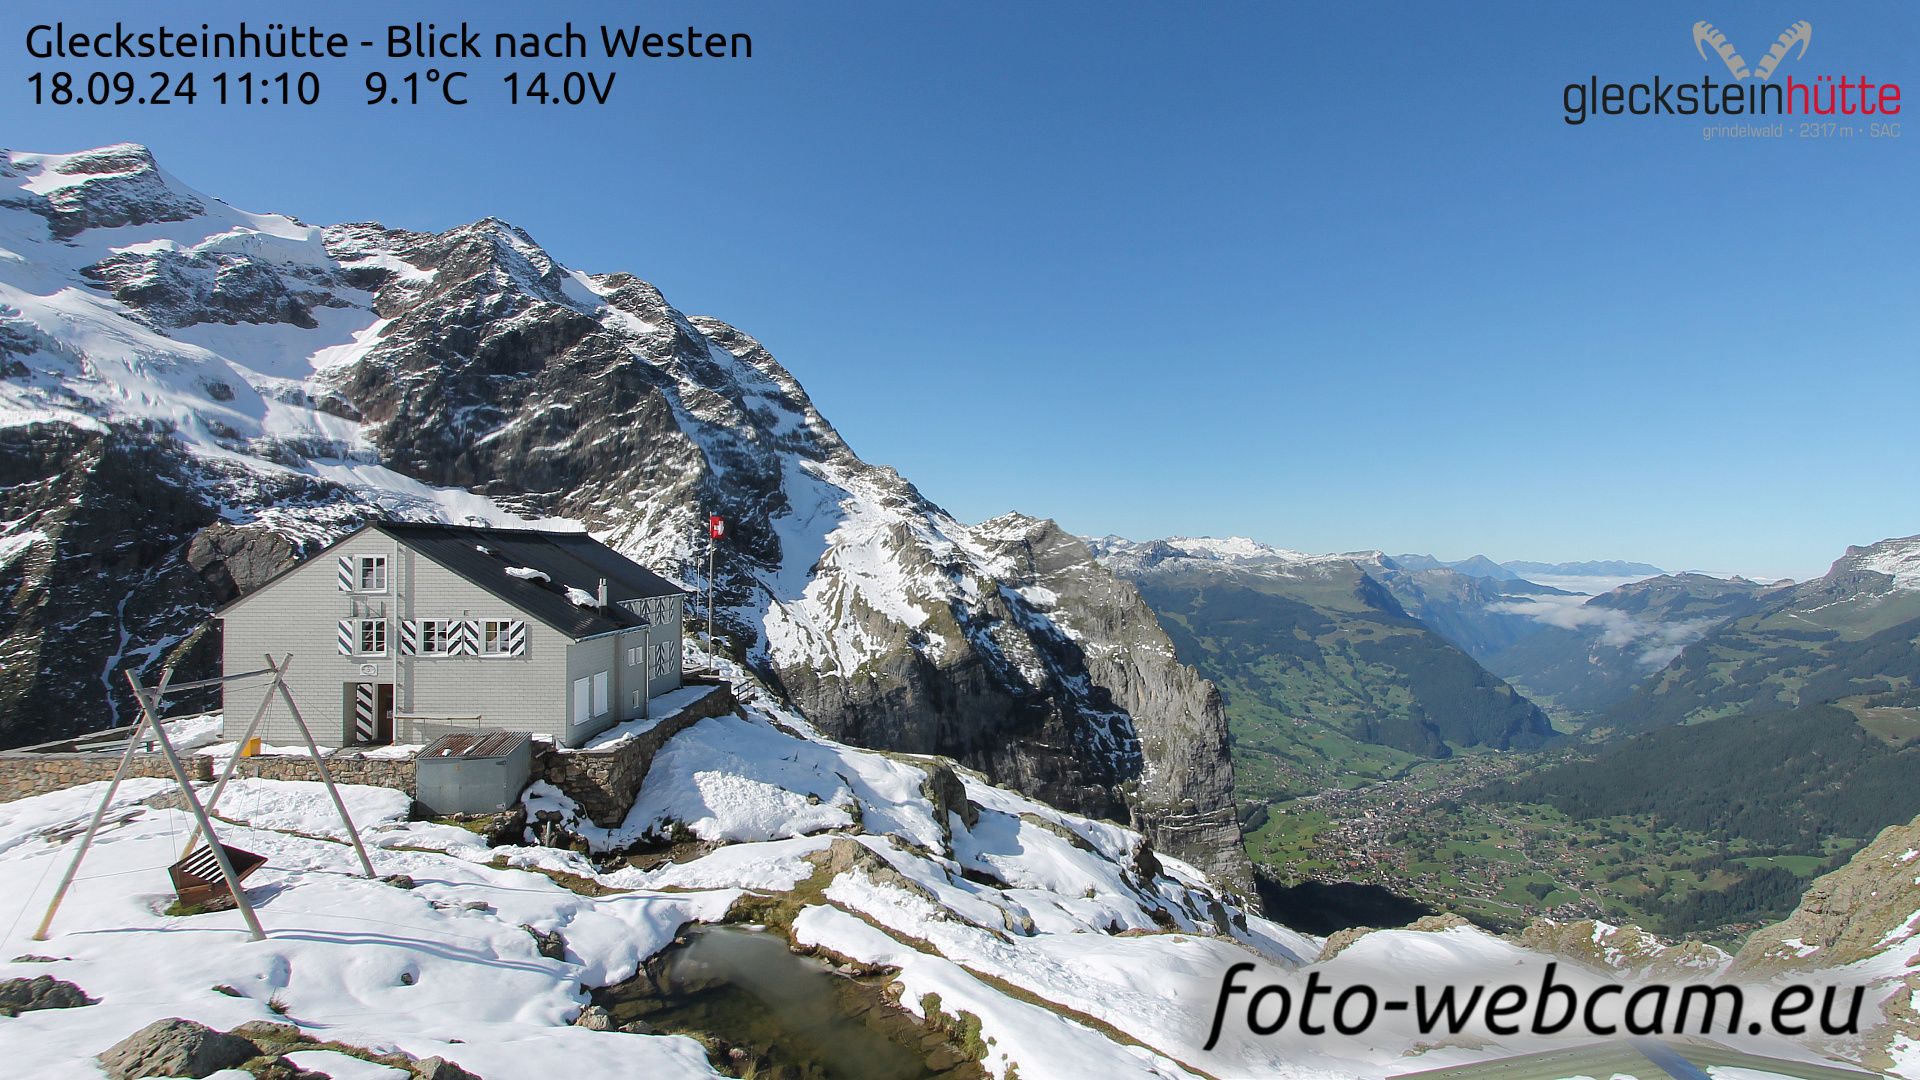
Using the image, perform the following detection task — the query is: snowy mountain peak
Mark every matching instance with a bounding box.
[0,144,1250,893]
[1163,535,1308,562]
[4,143,215,242]
[1087,533,1384,577]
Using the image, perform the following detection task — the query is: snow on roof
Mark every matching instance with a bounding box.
[504,566,549,582]
[564,586,598,608]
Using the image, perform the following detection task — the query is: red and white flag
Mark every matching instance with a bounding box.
[709,515,726,540]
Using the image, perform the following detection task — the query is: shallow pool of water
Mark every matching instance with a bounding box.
[599,926,952,1079]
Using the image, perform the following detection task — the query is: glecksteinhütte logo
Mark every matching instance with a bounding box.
[1562,19,1901,126]
[1692,20,1811,81]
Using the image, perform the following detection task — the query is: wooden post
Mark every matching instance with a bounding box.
[124,670,266,941]
[32,669,174,941]
[265,654,376,879]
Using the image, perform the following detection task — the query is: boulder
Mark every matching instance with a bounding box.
[572,1004,615,1031]
[523,925,566,961]
[0,974,95,1016]
[414,1056,484,1080]
[97,1017,259,1080]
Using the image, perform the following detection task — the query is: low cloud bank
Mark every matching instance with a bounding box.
[1491,595,1721,669]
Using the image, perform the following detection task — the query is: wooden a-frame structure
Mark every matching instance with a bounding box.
[33,653,376,942]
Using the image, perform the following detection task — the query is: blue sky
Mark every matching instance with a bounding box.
[5,1,1914,578]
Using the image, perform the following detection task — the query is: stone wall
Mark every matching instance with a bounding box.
[2,681,736,828]
[0,753,205,801]
[230,752,416,792]
[535,681,737,826]
[0,748,414,803]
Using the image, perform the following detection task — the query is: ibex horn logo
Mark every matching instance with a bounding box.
[1692,20,1812,80]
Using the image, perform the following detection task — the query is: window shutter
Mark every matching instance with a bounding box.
[506,620,526,657]
[337,556,354,591]
[449,619,478,656]
[398,620,418,656]
[337,619,354,655]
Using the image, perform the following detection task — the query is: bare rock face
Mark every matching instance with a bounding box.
[0,423,219,742]
[1319,913,1470,962]
[1734,814,1920,974]
[573,1003,616,1031]
[1732,813,1920,1075]
[0,421,348,743]
[186,523,302,602]
[1512,918,1727,980]
[97,1017,258,1080]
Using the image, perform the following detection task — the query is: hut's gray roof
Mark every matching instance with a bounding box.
[375,522,686,639]
[218,520,687,640]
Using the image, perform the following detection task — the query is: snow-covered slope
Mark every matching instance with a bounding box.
[0,677,1313,1079]
[0,683,1895,1078]
[0,143,1247,892]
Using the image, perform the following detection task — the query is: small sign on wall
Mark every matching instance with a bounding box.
[358,664,378,677]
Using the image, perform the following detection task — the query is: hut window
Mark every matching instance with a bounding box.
[357,555,389,593]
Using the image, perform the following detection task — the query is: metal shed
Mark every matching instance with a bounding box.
[415,731,535,816]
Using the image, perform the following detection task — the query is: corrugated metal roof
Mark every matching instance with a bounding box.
[376,522,686,640]
[421,730,533,759]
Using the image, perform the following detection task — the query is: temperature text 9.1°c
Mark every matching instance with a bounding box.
[365,69,467,105]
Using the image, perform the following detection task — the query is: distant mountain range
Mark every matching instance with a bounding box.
[1608,535,1920,734]
[1391,554,1667,580]
[1502,558,1669,577]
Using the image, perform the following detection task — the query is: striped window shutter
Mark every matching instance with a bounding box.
[337,619,355,655]
[652,642,673,678]
[398,620,419,656]
[505,620,527,656]
[337,556,354,591]
[448,620,479,656]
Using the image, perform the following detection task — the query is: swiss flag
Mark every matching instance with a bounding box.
[709,515,726,540]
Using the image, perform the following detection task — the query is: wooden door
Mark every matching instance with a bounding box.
[348,682,396,745]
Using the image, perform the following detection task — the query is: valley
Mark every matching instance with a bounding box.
[1245,747,1866,944]
[1104,534,1920,944]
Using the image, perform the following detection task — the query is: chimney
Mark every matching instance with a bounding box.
[597,577,609,608]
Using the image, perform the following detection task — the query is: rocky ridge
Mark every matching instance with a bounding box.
[1733,812,1920,1075]
[0,144,1249,893]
